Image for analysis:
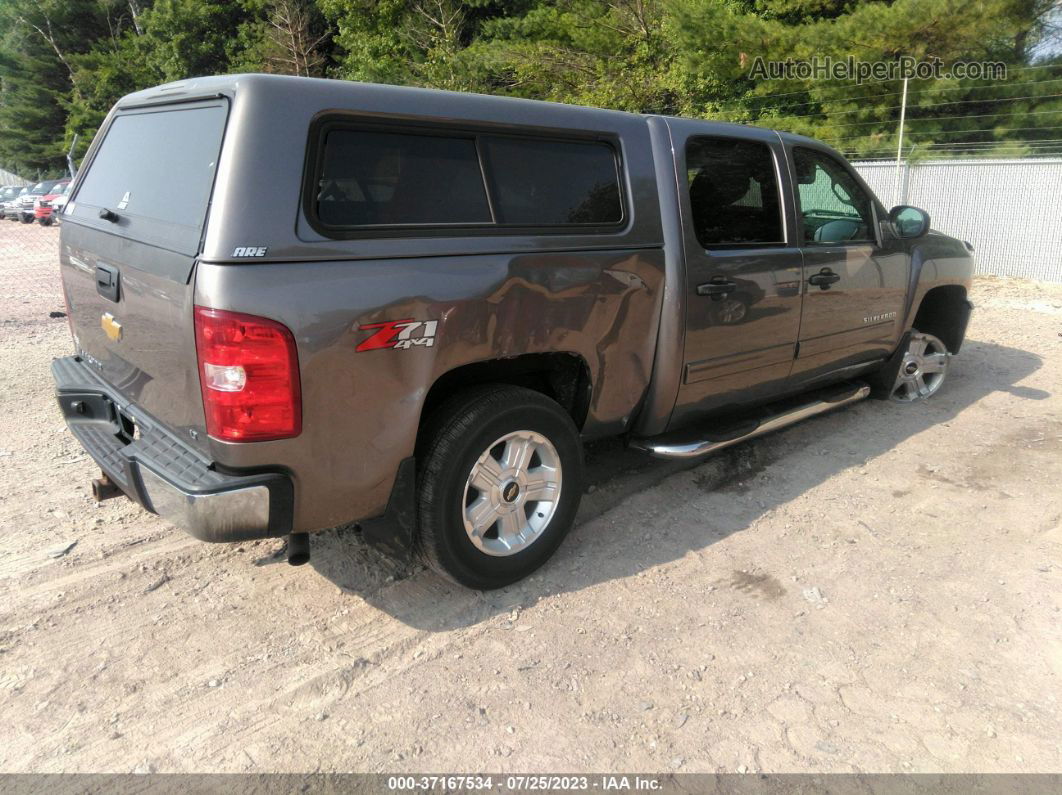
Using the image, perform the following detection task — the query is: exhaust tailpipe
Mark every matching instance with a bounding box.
[286,533,310,566]
[92,473,122,502]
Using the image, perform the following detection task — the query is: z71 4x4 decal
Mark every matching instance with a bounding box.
[356,319,439,352]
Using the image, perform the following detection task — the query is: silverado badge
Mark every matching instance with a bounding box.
[101,312,123,342]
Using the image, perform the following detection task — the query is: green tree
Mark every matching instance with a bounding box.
[0,0,123,175]
[669,0,1062,157]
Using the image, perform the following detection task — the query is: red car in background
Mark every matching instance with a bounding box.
[34,179,70,226]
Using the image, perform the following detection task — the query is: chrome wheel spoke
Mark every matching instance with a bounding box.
[470,455,505,491]
[524,470,559,502]
[915,375,931,397]
[498,511,523,545]
[921,352,947,373]
[467,496,499,535]
[502,434,535,474]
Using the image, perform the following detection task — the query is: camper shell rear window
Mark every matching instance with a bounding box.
[306,120,626,237]
[68,100,228,258]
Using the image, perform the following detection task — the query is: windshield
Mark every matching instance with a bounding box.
[30,181,56,194]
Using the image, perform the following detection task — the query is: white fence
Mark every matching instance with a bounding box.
[852,158,1062,283]
[0,168,28,186]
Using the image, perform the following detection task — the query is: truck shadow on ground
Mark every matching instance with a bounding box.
[306,338,1046,631]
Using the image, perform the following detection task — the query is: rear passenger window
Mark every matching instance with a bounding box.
[480,136,622,225]
[685,138,784,248]
[316,130,491,227]
[310,124,624,233]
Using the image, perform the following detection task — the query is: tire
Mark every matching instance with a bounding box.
[20,215,33,224]
[416,384,584,589]
[889,329,950,402]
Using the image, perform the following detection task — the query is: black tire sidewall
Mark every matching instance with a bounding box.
[422,397,583,589]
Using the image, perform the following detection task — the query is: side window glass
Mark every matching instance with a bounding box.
[793,148,874,244]
[317,130,491,227]
[481,136,622,226]
[685,137,784,248]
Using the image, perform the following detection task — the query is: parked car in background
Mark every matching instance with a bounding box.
[35,180,71,226]
[2,185,28,220]
[17,179,62,223]
[50,181,71,222]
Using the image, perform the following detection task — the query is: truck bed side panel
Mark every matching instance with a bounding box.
[194,249,665,532]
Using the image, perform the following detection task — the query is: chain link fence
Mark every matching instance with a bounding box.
[0,216,64,334]
[853,157,1062,283]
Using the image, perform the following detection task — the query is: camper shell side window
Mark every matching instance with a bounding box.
[304,118,627,239]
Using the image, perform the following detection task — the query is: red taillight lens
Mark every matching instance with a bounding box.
[193,306,302,442]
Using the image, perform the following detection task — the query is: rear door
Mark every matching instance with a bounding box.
[667,122,804,426]
[61,99,228,444]
[787,145,908,380]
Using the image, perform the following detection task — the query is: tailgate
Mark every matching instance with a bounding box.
[60,100,228,451]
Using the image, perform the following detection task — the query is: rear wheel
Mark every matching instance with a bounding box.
[417,385,584,589]
[890,330,950,402]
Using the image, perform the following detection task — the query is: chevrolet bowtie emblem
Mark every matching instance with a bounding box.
[101,312,122,342]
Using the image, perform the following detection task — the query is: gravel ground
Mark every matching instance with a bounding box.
[1,220,1060,774]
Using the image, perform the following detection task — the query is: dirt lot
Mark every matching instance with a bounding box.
[1,220,1060,774]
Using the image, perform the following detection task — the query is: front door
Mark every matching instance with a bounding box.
[669,125,804,428]
[788,146,908,381]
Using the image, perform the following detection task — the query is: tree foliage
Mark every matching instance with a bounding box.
[0,0,1058,177]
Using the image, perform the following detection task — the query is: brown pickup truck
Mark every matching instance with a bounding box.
[53,74,974,589]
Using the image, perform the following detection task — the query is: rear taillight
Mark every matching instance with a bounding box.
[193,306,302,442]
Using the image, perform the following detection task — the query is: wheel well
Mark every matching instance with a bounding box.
[420,353,592,432]
[912,285,969,353]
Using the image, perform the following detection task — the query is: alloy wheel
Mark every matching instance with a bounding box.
[462,430,563,557]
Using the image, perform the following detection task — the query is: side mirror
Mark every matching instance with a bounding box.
[889,205,930,239]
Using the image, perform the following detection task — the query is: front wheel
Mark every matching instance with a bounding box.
[890,330,950,402]
[417,385,584,589]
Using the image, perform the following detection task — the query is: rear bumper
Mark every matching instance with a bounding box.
[52,356,293,542]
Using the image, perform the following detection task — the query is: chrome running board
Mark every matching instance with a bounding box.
[631,382,871,460]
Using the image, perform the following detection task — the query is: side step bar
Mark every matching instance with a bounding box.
[631,382,871,460]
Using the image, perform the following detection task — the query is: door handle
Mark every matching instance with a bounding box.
[697,279,738,299]
[95,263,120,303]
[808,268,841,290]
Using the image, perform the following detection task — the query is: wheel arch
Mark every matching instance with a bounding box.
[911,284,973,354]
[419,352,593,436]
